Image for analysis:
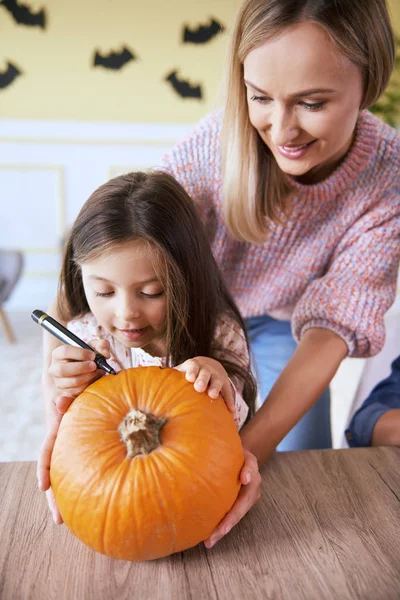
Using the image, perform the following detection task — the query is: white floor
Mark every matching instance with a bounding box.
[0,311,367,462]
[0,311,46,462]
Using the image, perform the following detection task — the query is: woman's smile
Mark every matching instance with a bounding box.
[277,140,316,160]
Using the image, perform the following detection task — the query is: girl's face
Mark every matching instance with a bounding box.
[244,22,363,184]
[81,239,167,357]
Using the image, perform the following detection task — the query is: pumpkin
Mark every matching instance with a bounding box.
[50,366,244,561]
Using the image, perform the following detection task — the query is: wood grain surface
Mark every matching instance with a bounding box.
[1,448,399,600]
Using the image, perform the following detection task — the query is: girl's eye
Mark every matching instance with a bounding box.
[94,291,113,297]
[250,94,270,104]
[300,101,325,111]
[141,291,164,299]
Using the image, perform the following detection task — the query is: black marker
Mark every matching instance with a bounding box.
[31,309,116,375]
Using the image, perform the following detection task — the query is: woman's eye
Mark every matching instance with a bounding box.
[94,291,113,297]
[250,94,270,104]
[300,101,325,111]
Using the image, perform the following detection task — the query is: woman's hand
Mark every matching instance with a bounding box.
[174,356,236,413]
[38,338,112,523]
[37,410,66,524]
[48,338,111,398]
[203,449,261,548]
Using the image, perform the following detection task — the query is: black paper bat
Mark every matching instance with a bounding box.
[0,61,22,89]
[183,18,225,44]
[1,0,46,29]
[165,70,202,100]
[93,46,136,70]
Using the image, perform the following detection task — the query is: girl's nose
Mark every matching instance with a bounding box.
[115,297,141,322]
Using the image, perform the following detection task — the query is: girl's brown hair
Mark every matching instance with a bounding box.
[58,171,256,417]
[221,0,395,243]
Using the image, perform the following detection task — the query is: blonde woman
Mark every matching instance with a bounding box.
[40,0,399,549]
[160,0,400,544]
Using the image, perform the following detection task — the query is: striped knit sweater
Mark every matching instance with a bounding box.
[161,109,400,358]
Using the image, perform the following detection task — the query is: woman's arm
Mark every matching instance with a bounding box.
[203,327,346,548]
[240,327,348,465]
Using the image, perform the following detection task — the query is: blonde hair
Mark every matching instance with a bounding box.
[221,0,395,243]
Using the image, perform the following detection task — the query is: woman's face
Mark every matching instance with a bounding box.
[81,239,167,357]
[244,22,363,184]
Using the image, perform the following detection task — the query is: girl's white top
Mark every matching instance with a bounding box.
[68,312,250,429]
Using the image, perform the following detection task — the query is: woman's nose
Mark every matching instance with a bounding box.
[269,107,300,146]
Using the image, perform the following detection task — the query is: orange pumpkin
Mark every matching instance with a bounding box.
[50,366,244,561]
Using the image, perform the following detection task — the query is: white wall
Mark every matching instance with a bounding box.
[0,118,192,311]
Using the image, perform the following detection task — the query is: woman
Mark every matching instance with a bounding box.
[40,0,400,549]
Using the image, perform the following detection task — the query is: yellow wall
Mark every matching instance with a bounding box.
[0,0,398,123]
[0,0,240,122]
[389,0,400,31]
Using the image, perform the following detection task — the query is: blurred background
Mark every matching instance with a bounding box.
[0,0,399,461]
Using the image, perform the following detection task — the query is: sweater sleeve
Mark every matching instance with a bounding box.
[345,355,400,446]
[292,182,400,357]
[212,314,250,430]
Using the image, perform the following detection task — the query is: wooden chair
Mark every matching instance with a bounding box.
[0,249,24,343]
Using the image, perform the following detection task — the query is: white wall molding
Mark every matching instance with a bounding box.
[0,119,193,145]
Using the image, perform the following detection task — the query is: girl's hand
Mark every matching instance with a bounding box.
[48,338,111,399]
[203,449,261,548]
[174,356,235,413]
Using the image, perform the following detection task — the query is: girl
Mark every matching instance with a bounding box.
[41,170,257,526]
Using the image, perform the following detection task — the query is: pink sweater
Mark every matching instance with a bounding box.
[161,110,400,358]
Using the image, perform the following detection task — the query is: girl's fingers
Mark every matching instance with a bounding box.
[219,379,236,413]
[207,376,224,399]
[53,369,103,392]
[52,345,95,362]
[49,360,97,379]
[193,368,211,393]
[174,359,200,382]
[55,395,75,414]
[90,338,111,358]
[185,360,200,383]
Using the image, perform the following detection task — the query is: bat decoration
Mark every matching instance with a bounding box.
[1,0,46,29]
[183,18,225,44]
[93,46,136,70]
[0,61,22,89]
[165,70,202,100]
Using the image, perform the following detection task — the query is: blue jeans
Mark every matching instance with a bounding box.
[245,315,332,451]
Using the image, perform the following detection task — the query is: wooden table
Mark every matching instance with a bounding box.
[1,448,400,600]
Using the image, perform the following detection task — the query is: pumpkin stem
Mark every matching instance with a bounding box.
[118,409,167,458]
